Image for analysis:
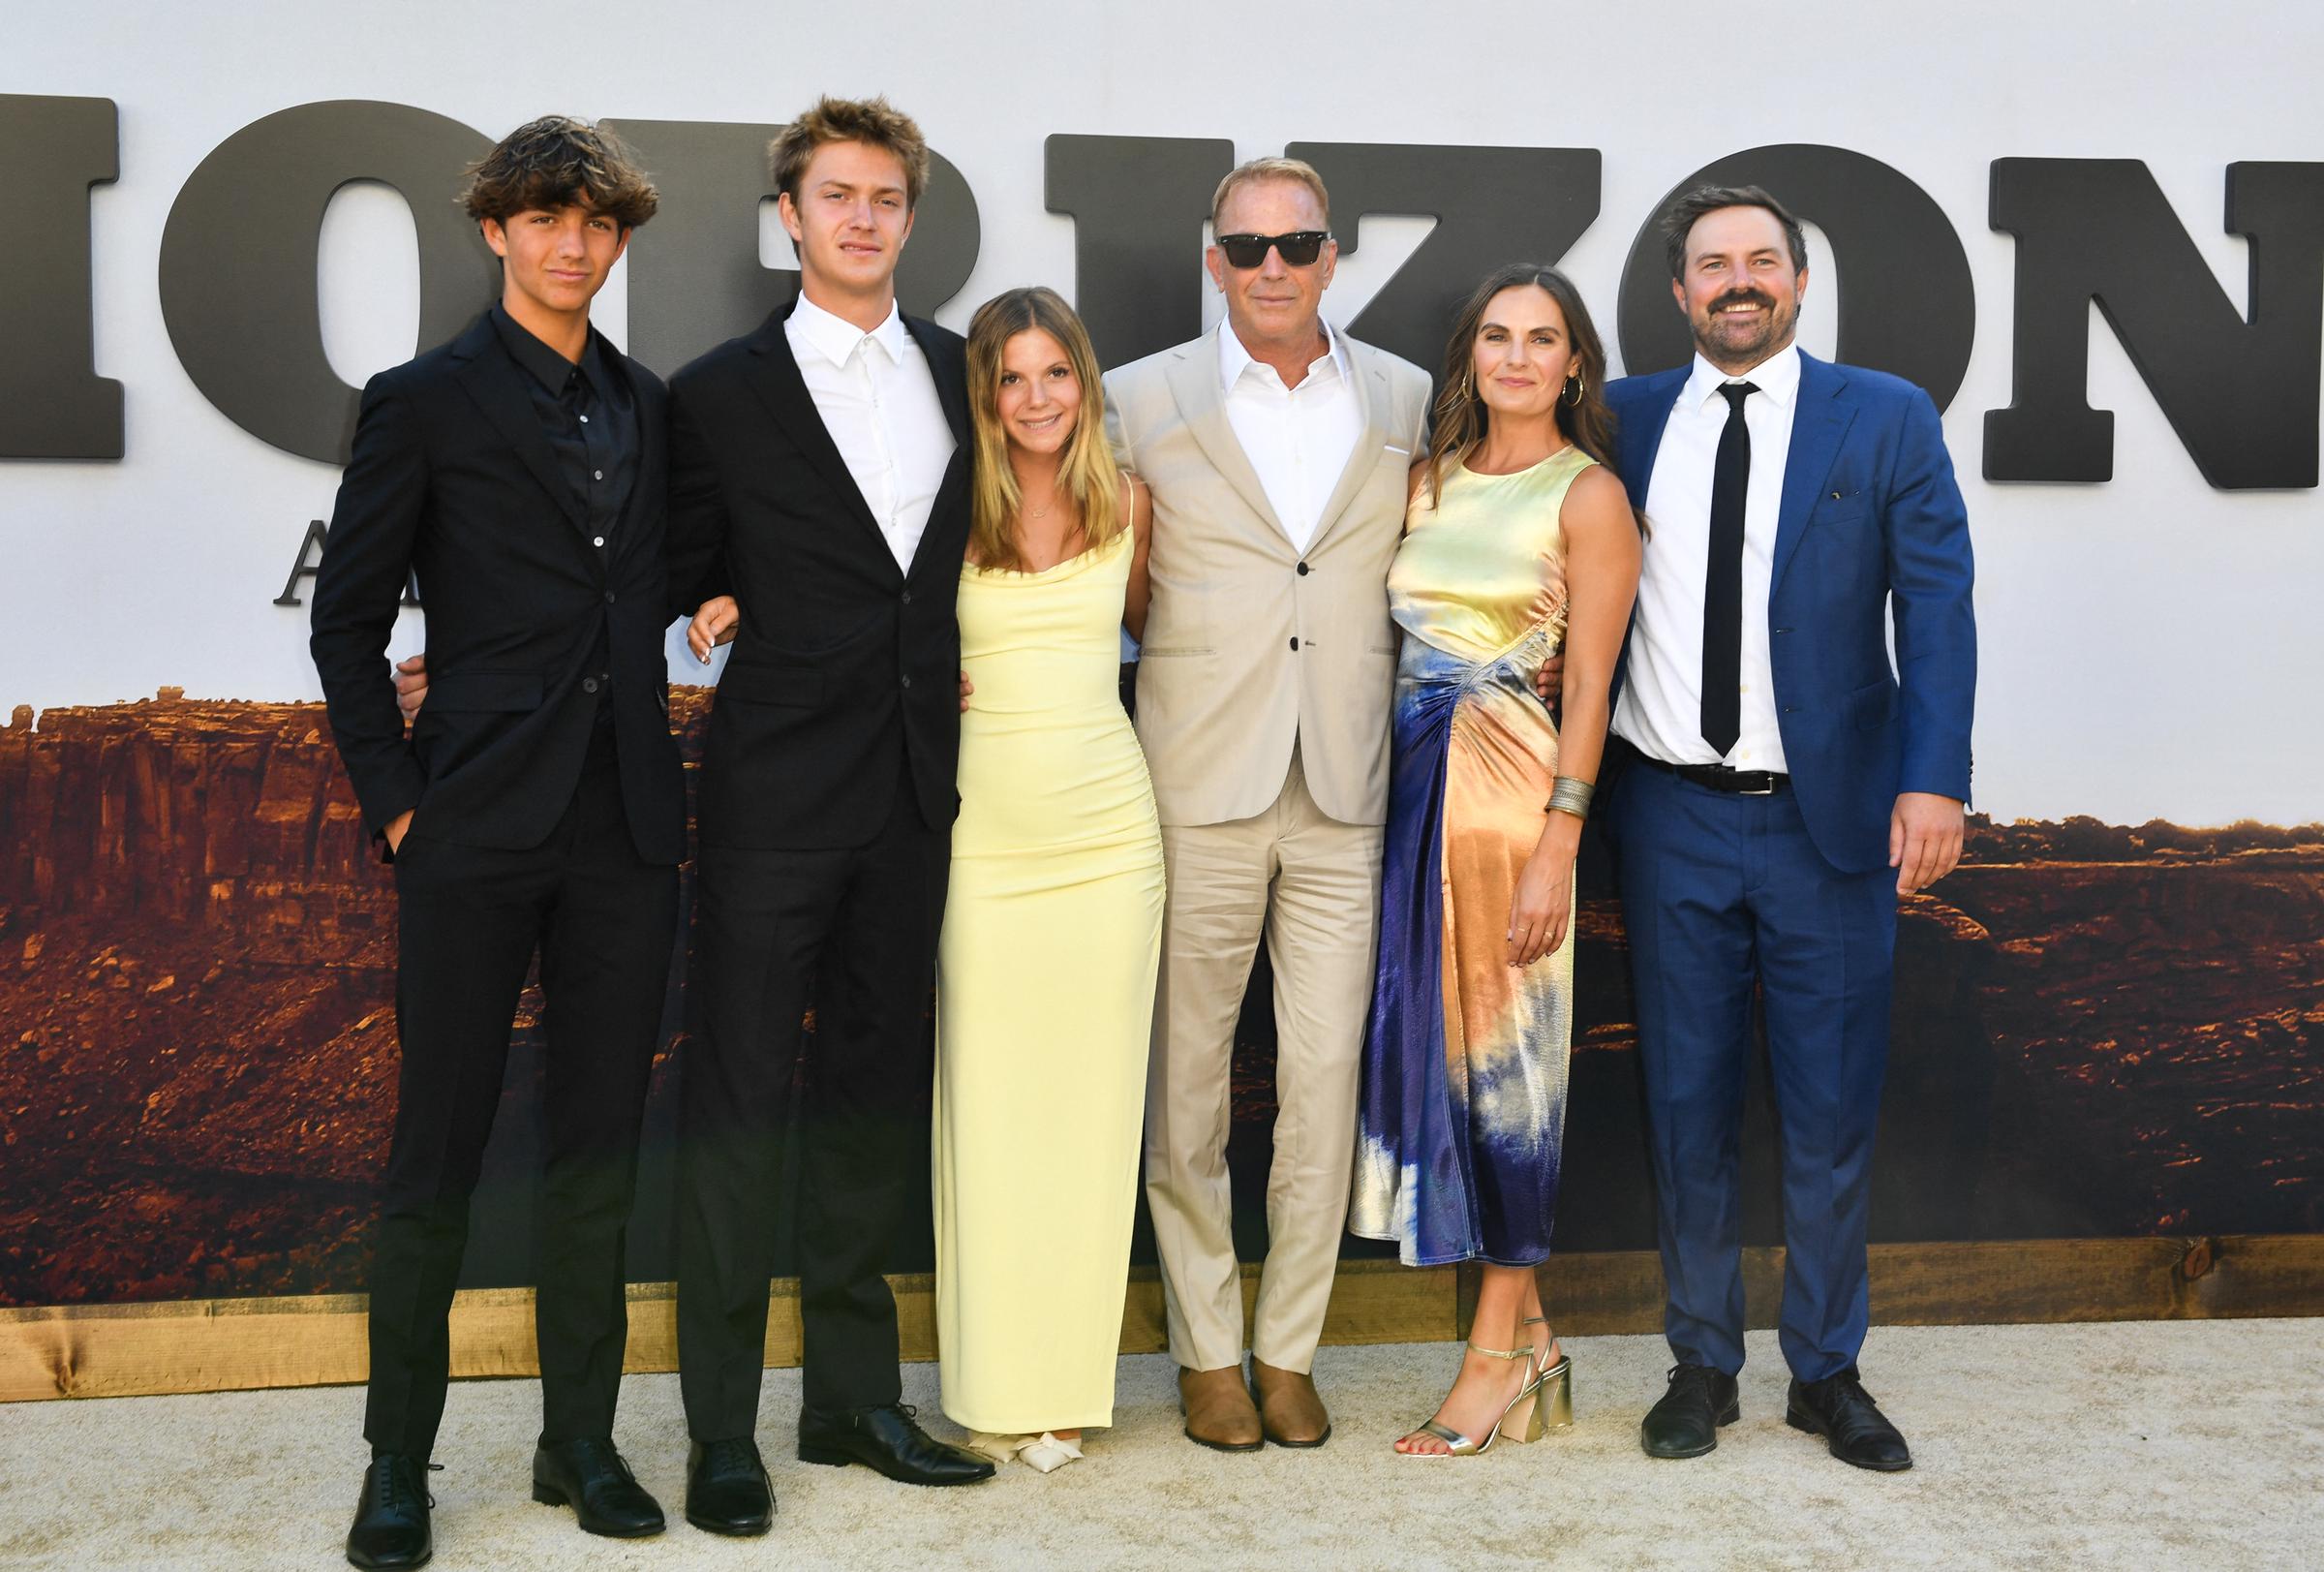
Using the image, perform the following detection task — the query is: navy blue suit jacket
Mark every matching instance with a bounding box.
[1605,352,1976,874]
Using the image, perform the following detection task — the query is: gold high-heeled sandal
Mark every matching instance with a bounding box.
[1523,1314,1575,1433]
[1398,1341,1543,1458]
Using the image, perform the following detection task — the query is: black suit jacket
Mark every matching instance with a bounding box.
[665,304,972,850]
[310,312,687,864]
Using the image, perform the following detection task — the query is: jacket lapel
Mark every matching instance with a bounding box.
[451,315,587,532]
[1304,339,1391,554]
[909,314,970,451]
[903,315,970,582]
[1163,332,1292,545]
[1605,367,1690,717]
[1614,368,1687,503]
[610,344,665,555]
[1770,354,1856,595]
[738,307,897,570]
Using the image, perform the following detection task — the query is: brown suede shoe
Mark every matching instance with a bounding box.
[1177,1365,1264,1452]
[1249,1357,1331,1447]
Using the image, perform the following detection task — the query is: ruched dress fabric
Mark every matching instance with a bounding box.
[933,526,1165,1432]
[1351,446,1595,1268]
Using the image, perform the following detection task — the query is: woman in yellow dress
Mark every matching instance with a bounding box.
[933,287,1161,1473]
[1350,265,1638,1456]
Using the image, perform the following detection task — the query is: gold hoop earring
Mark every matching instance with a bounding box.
[1562,374,1585,407]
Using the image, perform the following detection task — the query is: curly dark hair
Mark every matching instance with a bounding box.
[461,115,658,229]
[768,95,931,209]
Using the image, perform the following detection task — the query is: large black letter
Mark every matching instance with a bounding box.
[4,95,123,460]
[1287,142,1600,376]
[605,119,980,375]
[1985,159,2324,488]
[1616,144,1974,409]
[159,101,498,464]
[1045,135,1235,367]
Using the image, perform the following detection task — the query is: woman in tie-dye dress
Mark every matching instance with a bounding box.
[1352,265,1639,1457]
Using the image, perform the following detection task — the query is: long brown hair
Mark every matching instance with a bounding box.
[1422,264,1618,509]
[964,287,1124,571]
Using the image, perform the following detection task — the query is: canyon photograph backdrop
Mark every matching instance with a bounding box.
[4,690,2316,1310]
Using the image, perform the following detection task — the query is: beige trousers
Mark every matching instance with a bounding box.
[1145,745,1384,1374]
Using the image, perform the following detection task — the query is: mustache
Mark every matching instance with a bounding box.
[1708,288,1777,314]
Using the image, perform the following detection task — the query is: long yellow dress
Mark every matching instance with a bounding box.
[933,525,1164,1433]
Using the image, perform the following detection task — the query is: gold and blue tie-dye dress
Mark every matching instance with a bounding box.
[1351,445,1593,1267]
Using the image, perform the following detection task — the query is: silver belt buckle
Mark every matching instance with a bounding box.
[1738,774,1775,795]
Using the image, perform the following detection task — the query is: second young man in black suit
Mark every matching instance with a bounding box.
[665,96,994,1534]
[311,117,682,1568]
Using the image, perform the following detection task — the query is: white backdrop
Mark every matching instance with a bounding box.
[4,0,2320,825]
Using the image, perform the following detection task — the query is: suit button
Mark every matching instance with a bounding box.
[582,677,600,694]
[902,589,913,604]
[603,590,616,604]
[593,536,605,548]
[1297,562,1309,575]
[901,673,913,689]
[1289,637,1300,651]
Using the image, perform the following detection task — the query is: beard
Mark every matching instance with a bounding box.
[1693,287,1797,369]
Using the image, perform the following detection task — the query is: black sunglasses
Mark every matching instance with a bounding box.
[1214,231,1331,268]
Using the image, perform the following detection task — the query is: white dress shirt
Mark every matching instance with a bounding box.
[1218,317,1363,552]
[1613,344,1802,771]
[785,293,956,573]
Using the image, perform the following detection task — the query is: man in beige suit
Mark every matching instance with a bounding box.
[1103,158,1431,1451]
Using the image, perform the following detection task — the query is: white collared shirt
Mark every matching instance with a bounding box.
[784,293,955,573]
[1613,344,1802,772]
[1218,317,1363,551]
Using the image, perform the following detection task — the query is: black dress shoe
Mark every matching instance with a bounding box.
[346,1453,436,1570]
[686,1437,775,1536]
[1787,1368,1913,1471]
[797,1402,995,1485]
[530,1436,665,1537]
[1641,1362,1741,1459]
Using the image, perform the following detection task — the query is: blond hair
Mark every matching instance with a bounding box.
[963,288,1124,573]
[768,95,931,208]
[1210,156,1330,231]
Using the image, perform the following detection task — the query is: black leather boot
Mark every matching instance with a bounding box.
[530,1437,665,1537]
[345,1453,436,1570]
[685,1437,775,1536]
[1787,1368,1913,1471]
[1640,1362,1740,1459]
[796,1403,994,1485]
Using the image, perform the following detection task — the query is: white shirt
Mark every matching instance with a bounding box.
[1613,344,1801,772]
[785,293,956,573]
[1218,317,1363,551]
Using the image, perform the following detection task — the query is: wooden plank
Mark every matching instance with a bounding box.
[5,1236,2315,1403]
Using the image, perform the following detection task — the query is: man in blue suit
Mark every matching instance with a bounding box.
[1602,185,1974,1471]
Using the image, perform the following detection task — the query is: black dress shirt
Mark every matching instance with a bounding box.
[491,303,639,560]
[491,304,637,733]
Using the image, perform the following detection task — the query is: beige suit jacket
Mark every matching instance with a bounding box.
[1105,326,1432,828]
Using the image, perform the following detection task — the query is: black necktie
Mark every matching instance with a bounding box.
[1700,381,1758,757]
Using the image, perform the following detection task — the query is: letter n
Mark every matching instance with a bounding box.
[1986,159,2324,489]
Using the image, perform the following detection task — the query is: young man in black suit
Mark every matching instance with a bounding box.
[311,116,683,1568]
[663,95,994,1535]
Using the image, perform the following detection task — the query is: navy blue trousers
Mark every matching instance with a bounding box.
[1608,757,1896,1382]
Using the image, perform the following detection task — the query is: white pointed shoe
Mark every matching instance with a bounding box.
[1017,1433,1085,1474]
[967,1432,1034,1465]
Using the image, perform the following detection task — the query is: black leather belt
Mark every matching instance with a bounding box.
[1631,751,1789,795]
